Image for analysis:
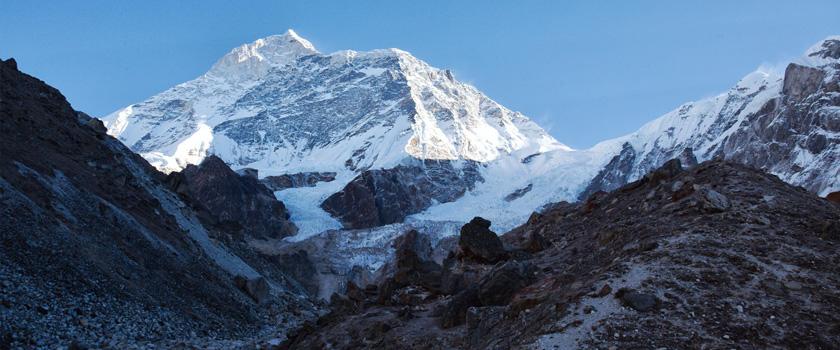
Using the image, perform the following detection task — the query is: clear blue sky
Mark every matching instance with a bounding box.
[2,1,838,148]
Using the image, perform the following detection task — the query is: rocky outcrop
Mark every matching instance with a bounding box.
[261,171,337,191]
[457,217,507,263]
[321,160,483,229]
[283,159,840,349]
[167,155,297,239]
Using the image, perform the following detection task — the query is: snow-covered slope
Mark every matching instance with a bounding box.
[581,36,840,199]
[103,32,839,237]
[103,29,564,175]
[102,29,577,235]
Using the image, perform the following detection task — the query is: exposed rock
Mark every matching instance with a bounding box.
[234,276,270,304]
[458,217,507,263]
[167,155,297,239]
[261,171,336,191]
[235,167,259,179]
[477,261,536,306]
[698,187,731,212]
[391,230,442,292]
[504,184,533,202]
[579,142,637,200]
[321,160,482,229]
[783,63,825,102]
[615,288,659,312]
[440,287,480,328]
[826,191,840,204]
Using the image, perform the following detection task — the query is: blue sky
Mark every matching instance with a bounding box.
[2,1,838,148]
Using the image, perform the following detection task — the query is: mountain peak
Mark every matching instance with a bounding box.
[806,35,840,60]
[207,30,318,79]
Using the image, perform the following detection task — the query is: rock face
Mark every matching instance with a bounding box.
[282,159,840,349]
[261,171,337,191]
[321,160,482,229]
[0,58,317,348]
[167,155,297,239]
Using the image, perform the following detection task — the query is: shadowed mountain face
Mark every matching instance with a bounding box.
[283,159,840,349]
[0,58,318,348]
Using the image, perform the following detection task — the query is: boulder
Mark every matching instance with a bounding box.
[234,275,270,304]
[615,288,659,312]
[699,188,731,213]
[459,217,507,263]
[477,261,536,306]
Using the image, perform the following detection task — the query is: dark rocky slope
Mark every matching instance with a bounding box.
[0,58,318,349]
[283,159,840,349]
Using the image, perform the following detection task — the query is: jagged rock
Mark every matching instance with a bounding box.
[644,159,683,183]
[458,217,507,263]
[391,230,442,292]
[261,171,336,191]
[504,184,533,202]
[321,160,482,229]
[234,276,270,304]
[477,261,536,306]
[615,288,659,312]
[168,155,297,239]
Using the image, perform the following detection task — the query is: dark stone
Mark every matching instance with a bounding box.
[392,230,442,292]
[234,275,270,304]
[168,155,297,239]
[440,287,480,328]
[262,171,336,191]
[477,261,536,306]
[321,160,482,229]
[615,288,659,312]
[644,159,684,183]
[459,217,507,263]
[504,184,533,202]
[827,191,840,204]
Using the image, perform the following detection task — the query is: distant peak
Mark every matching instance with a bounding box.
[208,30,318,78]
[805,35,840,60]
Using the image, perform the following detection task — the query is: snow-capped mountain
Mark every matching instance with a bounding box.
[102,29,572,235]
[580,36,840,199]
[103,29,563,175]
[103,32,839,237]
